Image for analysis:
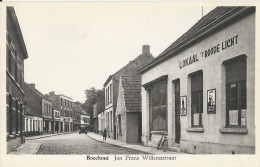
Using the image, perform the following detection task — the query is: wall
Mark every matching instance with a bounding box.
[6,8,27,152]
[24,84,42,117]
[141,12,255,154]
[24,116,43,136]
[117,112,126,142]
[126,112,140,143]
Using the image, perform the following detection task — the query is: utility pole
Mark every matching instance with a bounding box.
[202,6,204,17]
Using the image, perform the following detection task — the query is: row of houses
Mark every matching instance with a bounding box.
[6,7,90,153]
[24,84,90,137]
[93,6,255,154]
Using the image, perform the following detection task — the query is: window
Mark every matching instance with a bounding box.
[15,62,18,82]
[118,114,122,135]
[110,84,112,104]
[143,76,168,133]
[107,86,110,104]
[8,94,13,135]
[30,120,32,132]
[7,48,12,73]
[110,111,112,132]
[190,71,203,127]
[26,119,28,132]
[7,33,11,44]
[225,56,246,127]
[106,88,108,105]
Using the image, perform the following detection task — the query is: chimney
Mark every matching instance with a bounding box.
[29,83,35,89]
[49,91,55,96]
[142,45,150,54]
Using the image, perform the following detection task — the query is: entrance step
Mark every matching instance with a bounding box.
[168,146,181,152]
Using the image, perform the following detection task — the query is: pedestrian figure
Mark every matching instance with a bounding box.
[103,128,107,141]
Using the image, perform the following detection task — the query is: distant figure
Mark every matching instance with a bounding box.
[103,128,107,141]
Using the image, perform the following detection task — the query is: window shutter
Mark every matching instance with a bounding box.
[226,56,246,83]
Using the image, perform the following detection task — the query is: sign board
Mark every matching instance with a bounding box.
[207,89,216,114]
[180,96,187,116]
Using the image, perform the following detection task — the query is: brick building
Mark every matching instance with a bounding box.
[6,7,28,153]
[24,83,46,136]
[47,92,73,132]
[103,45,155,139]
[138,7,255,154]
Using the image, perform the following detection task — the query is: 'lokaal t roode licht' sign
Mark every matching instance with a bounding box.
[179,35,238,69]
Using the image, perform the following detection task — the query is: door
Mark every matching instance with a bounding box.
[174,80,181,144]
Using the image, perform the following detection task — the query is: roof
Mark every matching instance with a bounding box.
[138,6,255,74]
[24,82,53,103]
[7,7,28,59]
[104,53,154,87]
[25,83,43,98]
[120,75,142,113]
[24,104,42,117]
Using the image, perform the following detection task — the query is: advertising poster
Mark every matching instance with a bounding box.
[207,89,216,113]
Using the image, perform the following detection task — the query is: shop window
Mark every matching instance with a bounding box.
[224,55,246,127]
[151,82,167,131]
[143,76,168,132]
[190,71,203,127]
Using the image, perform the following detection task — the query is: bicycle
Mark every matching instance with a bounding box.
[157,133,168,152]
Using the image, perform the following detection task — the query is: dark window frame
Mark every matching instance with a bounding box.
[143,75,168,132]
[190,70,203,127]
[118,114,122,135]
[224,55,247,128]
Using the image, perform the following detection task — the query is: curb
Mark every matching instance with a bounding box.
[34,144,42,155]
[87,133,151,154]
[26,132,71,141]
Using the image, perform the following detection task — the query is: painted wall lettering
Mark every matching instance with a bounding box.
[221,35,238,50]
[178,35,239,69]
[179,54,199,69]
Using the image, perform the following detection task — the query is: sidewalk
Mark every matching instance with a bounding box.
[8,132,72,155]
[87,132,184,154]
[26,132,71,140]
[8,142,41,155]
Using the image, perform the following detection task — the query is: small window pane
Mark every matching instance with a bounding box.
[241,109,246,126]
[229,110,238,125]
[193,113,200,126]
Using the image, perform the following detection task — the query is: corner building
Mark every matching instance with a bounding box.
[138,7,255,154]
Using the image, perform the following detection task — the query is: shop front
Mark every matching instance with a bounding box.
[139,7,255,154]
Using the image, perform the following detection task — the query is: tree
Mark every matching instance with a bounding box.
[83,87,103,125]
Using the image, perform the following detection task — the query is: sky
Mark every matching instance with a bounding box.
[12,2,216,103]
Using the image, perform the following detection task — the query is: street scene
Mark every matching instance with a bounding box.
[4,3,255,157]
[31,133,147,154]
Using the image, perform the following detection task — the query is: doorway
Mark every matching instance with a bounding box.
[174,79,181,144]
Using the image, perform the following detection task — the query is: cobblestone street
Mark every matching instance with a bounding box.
[34,133,147,154]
